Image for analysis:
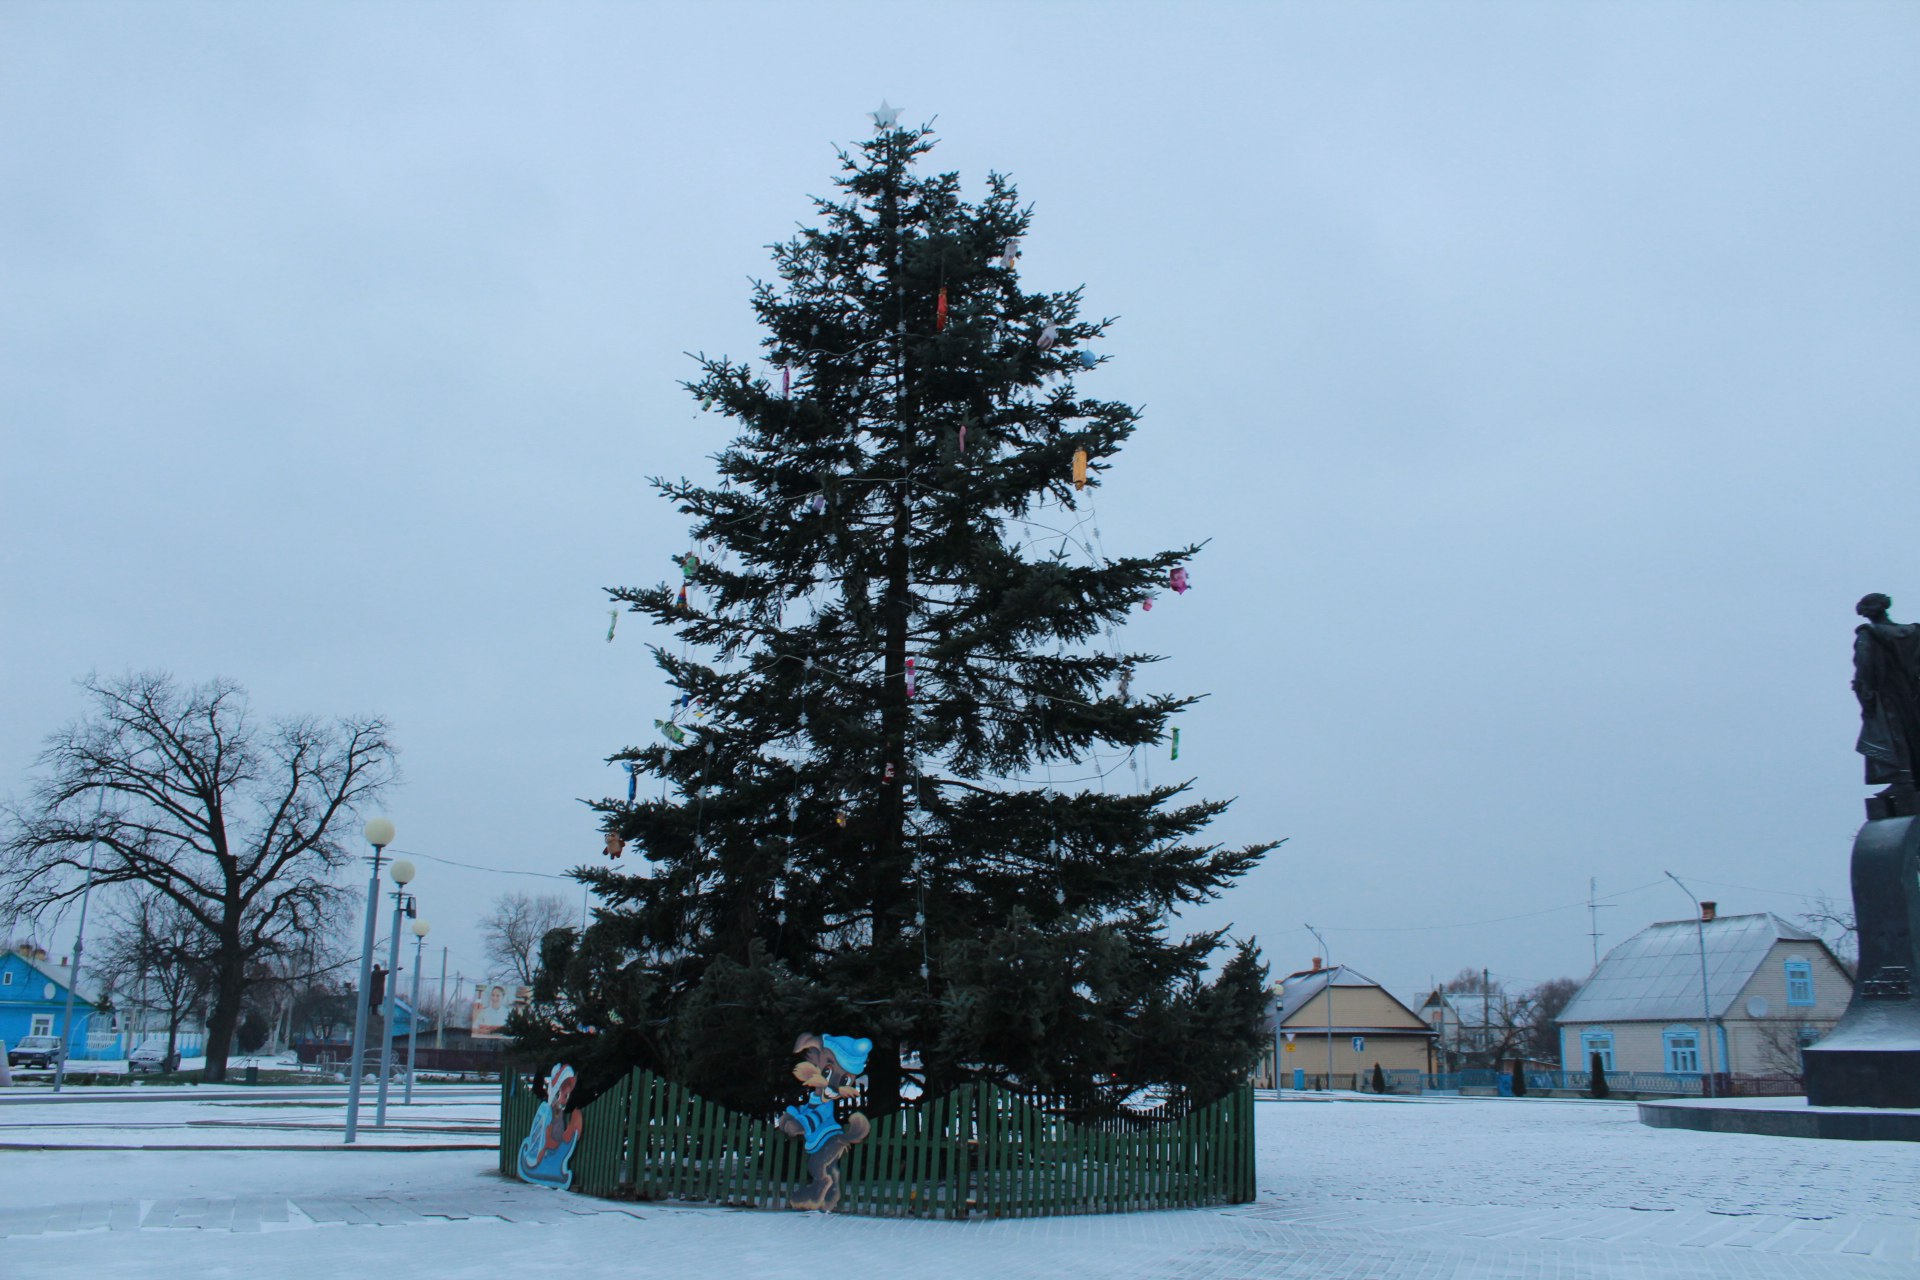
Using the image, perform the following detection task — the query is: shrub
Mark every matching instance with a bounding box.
[1588,1051,1610,1099]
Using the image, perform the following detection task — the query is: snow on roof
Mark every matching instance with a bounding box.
[1557,912,1819,1025]
[1263,965,1433,1036]
[14,952,104,1008]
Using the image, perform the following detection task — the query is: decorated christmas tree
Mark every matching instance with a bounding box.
[521,113,1277,1116]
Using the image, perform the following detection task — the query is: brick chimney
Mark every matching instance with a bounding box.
[1310,956,1323,972]
[1700,901,1717,922]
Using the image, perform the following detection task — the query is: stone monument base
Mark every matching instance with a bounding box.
[1639,1096,1920,1142]
[1802,815,1920,1109]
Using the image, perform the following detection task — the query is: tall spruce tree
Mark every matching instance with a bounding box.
[522,120,1277,1116]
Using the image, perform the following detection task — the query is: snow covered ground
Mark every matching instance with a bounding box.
[2,1089,1916,1278]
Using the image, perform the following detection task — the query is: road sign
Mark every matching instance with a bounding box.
[1351,1036,1365,1053]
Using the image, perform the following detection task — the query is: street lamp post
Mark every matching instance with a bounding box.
[375,859,417,1128]
[343,817,394,1144]
[52,795,104,1094]
[1306,924,1333,1090]
[405,919,430,1104]
[1664,872,1718,1098]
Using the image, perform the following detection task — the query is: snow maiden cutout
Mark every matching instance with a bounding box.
[517,1063,584,1190]
[774,1033,873,1211]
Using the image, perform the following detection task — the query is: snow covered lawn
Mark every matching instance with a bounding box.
[2,1091,1915,1278]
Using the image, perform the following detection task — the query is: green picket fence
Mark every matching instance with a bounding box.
[499,1068,1255,1218]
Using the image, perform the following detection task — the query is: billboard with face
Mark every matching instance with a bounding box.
[470,983,530,1038]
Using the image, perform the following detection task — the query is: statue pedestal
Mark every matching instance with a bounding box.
[1803,816,1920,1108]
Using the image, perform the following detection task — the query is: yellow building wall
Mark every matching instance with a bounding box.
[1277,986,1433,1078]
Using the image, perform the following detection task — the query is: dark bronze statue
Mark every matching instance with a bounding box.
[1853,593,1920,819]
[1805,592,1920,1107]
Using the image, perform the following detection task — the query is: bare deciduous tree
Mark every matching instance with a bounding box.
[94,892,212,1069]
[481,891,576,986]
[2,672,396,1081]
[1520,977,1581,1063]
[1799,895,1857,977]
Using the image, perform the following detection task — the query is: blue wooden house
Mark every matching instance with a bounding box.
[0,946,118,1058]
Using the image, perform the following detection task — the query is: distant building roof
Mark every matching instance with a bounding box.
[7,951,103,1008]
[1262,965,1434,1037]
[1557,912,1822,1025]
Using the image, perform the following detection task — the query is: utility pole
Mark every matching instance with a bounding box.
[1586,876,1613,971]
[1482,968,1491,1067]
[435,946,448,1050]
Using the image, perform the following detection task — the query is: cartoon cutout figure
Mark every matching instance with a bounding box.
[517,1063,583,1190]
[774,1033,873,1211]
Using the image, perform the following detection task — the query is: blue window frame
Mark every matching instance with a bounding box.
[1579,1029,1614,1072]
[1785,959,1815,1006]
[1663,1026,1701,1073]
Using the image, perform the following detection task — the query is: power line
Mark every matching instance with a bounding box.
[390,847,577,882]
[1308,878,1668,935]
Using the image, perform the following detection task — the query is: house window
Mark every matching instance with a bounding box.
[1579,1029,1615,1071]
[1664,1027,1701,1073]
[30,1014,53,1037]
[1,970,11,984]
[1785,959,1815,1006]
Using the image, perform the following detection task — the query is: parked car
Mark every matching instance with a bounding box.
[128,1042,181,1075]
[7,1035,66,1069]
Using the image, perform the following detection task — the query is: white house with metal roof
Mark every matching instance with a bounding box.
[1556,906,1852,1082]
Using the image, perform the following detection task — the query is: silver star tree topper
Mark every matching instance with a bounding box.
[870,100,901,131]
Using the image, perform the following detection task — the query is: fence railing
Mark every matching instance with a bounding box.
[501,1068,1256,1218]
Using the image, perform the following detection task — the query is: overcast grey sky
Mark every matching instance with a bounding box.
[5,2,1916,1010]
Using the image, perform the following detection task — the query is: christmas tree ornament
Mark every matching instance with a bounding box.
[1076,351,1096,370]
[656,719,686,745]
[626,766,639,803]
[782,365,792,397]
[1038,320,1058,351]
[1072,449,1088,490]
[870,100,901,130]
[811,494,826,514]
[677,584,690,611]
[1001,238,1020,269]
[1170,727,1180,761]
[958,422,967,454]
[904,657,917,697]
[606,608,618,643]
[1142,597,1154,611]
[700,397,713,412]
[882,762,896,785]
[603,832,626,859]
[1170,567,1189,594]
[835,810,849,828]
[935,285,949,332]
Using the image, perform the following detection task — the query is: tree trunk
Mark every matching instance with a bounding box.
[202,932,246,1082]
